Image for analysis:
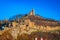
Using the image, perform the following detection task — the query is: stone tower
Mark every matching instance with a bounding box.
[29,9,35,16]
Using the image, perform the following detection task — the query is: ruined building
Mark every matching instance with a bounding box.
[0,9,60,40]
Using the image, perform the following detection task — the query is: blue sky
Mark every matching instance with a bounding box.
[0,0,60,20]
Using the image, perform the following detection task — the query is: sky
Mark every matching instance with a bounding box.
[0,0,60,20]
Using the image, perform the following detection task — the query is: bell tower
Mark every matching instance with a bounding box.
[29,9,35,16]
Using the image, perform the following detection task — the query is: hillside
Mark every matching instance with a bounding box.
[0,9,60,40]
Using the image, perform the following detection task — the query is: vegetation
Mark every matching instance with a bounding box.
[0,10,60,40]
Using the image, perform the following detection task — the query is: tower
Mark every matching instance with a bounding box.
[29,9,35,16]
